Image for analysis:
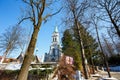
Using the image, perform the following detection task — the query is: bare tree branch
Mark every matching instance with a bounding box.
[17,0,62,80]
[0,25,26,63]
[94,0,120,37]
[30,0,36,25]
[42,7,63,23]
[22,0,30,5]
[18,17,32,25]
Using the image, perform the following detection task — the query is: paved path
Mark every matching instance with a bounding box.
[49,71,120,80]
[88,71,120,80]
[98,71,120,80]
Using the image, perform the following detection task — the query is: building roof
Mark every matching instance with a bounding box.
[54,26,58,32]
[0,56,18,63]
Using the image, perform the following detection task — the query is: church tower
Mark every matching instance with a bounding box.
[52,26,59,45]
[44,26,62,62]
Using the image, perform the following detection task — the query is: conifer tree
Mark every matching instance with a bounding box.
[62,29,82,70]
[73,25,99,74]
[62,25,100,74]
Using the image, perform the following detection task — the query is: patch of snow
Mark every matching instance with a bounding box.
[100,77,118,80]
[91,74,101,77]
[0,63,7,70]
[5,63,21,70]
[29,67,52,71]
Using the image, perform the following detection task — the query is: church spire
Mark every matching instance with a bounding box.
[52,26,59,44]
[54,26,58,32]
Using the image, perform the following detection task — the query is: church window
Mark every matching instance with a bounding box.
[53,37,55,42]
[53,48,55,56]
[55,38,56,42]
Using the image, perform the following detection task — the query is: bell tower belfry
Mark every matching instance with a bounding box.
[52,26,59,45]
[44,26,62,62]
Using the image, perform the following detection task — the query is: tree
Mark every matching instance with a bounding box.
[107,30,120,54]
[62,23,99,75]
[84,33,98,74]
[91,14,111,77]
[91,50,103,66]
[17,0,61,80]
[102,36,114,57]
[0,25,24,63]
[62,29,82,70]
[62,29,73,52]
[93,0,120,37]
[73,24,99,74]
[63,0,90,78]
[53,55,75,80]
[108,54,120,65]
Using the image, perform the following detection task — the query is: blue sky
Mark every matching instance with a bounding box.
[0,0,64,60]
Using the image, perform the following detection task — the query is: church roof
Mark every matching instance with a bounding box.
[54,26,58,32]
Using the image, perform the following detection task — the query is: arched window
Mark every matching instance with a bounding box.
[53,48,55,56]
[55,38,56,42]
[53,37,54,42]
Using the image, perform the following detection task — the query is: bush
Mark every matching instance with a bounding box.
[108,54,120,66]
[0,70,19,80]
[0,69,53,80]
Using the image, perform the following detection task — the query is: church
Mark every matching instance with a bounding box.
[44,26,62,62]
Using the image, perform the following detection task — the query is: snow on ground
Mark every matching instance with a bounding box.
[5,63,22,70]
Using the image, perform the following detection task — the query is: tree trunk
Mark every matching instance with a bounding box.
[17,27,39,80]
[95,23,111,77]
[85,32,95,74]
[103,37,113,56]
[89,49,95,74]
[0,50,9,63]
[75,20,89,79]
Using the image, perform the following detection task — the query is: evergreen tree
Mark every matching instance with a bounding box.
[62,29,82,70]
[73,25,100,64]
[62,25,100,72]
[73,25,100,74]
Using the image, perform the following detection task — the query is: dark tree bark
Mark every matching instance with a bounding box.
[89,49,95,74]
[94,0,120,37]
[17,0,46,80]
[75,21,89,79]
[17,0,61,80]
[92,15,111,77]
[63,0,90,79]
[17,27,40,80]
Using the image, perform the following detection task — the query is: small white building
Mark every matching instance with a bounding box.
[44,26,62,62]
